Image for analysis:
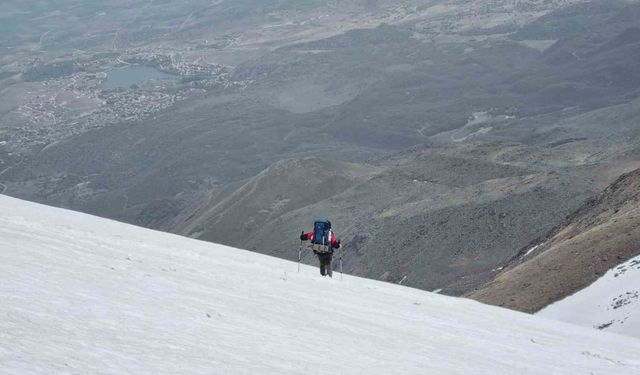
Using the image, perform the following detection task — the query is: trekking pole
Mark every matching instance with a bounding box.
[298,241,303,273]
[340,246,344,280]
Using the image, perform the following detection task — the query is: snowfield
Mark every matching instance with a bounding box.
[1,195,640,375]
[539,255,640,339]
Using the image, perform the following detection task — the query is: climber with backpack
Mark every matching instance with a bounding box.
[299,218,341,277]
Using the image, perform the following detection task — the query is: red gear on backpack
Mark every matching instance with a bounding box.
[300,230,340,249]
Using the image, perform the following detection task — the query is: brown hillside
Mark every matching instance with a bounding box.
[469,168,640,313]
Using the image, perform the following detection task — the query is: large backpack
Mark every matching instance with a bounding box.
[311,218,332,253]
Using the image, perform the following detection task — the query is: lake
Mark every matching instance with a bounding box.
[102,66,176,89]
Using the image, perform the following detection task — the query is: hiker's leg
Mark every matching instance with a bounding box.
[327,254,333,277]
[319,254,326,275]
[320,254,331,276]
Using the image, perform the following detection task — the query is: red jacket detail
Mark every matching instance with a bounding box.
[303,230,340,249]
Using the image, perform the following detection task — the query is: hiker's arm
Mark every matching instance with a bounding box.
[332,238,341,249]
[300,231,312,241]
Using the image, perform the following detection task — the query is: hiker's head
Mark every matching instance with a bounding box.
[327,220,332,229]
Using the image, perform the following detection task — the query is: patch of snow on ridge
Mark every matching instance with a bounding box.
[1,194,640,374]
[523,244,540,258]
[539,255,640,339]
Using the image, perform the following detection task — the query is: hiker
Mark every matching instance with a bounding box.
[299,219,341,277]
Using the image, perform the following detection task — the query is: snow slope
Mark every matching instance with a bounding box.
[539,255,640,338]
[1,195,640,375]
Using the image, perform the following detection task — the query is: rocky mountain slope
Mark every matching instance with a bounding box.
[469,168,640,315]
[166,141,640,294]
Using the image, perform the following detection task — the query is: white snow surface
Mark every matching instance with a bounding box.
[539,255,640,339]
[1,194,640,374]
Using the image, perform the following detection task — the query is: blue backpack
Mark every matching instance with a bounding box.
[312,218,332,252]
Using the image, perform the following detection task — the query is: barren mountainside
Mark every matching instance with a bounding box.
[469,167,640,312]
[166,143,640,294]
